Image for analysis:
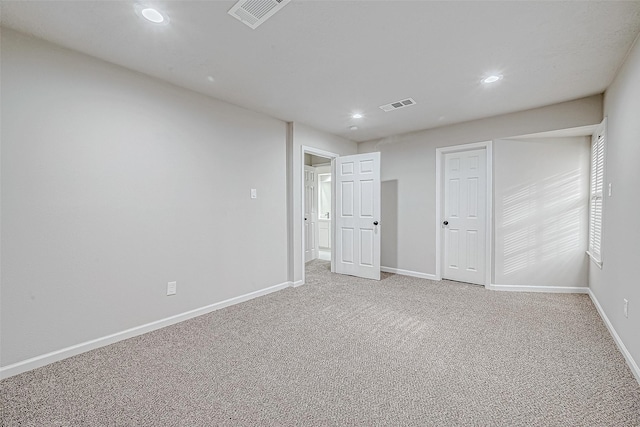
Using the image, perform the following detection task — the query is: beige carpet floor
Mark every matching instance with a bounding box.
[2,259,640,426]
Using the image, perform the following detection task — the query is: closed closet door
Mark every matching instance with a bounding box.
[443,149,487,285]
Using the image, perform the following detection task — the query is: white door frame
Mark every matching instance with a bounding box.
[435,141,492,286]
[301,145,338,286]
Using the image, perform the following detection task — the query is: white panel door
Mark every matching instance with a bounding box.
[335,152,381,280]
[443,149,486,285]
[304,166,318,262]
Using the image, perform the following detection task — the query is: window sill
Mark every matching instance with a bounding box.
[586,251,603,269]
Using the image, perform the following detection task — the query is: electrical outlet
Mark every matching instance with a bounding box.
[250,188,257,199]
[167,281,177,296]
[623,299,628,318]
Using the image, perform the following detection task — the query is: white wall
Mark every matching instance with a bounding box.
[1,30,288,367]
[290,123,356,285]
[359,96,602,278]
[493,137,590,288]
[590,35,640,375]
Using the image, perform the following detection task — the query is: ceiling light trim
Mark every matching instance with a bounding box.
[142,8,164,23]
[482,74,503,84]
[134,4,169,25]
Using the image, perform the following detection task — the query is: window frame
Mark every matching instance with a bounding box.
[587,118,607,268]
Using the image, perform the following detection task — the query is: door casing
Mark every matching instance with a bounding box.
[435,141,493,286]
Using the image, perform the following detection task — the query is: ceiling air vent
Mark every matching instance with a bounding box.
[379,98,417,112]
[228,0,291,29]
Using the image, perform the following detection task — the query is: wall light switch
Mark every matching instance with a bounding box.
[624,299,628,318]
[250,189,257,199]
[167,281,177,296]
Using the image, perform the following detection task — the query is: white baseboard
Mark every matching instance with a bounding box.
[588,290,640,385]
[487,284,589,293]
[292,280,304,288]
[0,281,292,380]
[381,266,437,280]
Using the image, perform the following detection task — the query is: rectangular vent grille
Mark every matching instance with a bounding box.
[228,0,291,29]
[379,98,417,112]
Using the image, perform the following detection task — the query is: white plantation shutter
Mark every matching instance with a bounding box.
[588,121,606,263]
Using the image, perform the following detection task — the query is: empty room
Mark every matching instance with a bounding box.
[1,1,640,425]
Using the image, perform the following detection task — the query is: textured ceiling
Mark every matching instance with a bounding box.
[2,1,640,142]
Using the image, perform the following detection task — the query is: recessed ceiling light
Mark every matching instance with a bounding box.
[207,76,215,83]
[141,8,165,23]
[349,126,358,131]
[482,75,503,84]
[352,113,363,119]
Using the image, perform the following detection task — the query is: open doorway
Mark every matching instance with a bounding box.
[300,147,382,284]
[304,152,333,276]
[317,168,332,261]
